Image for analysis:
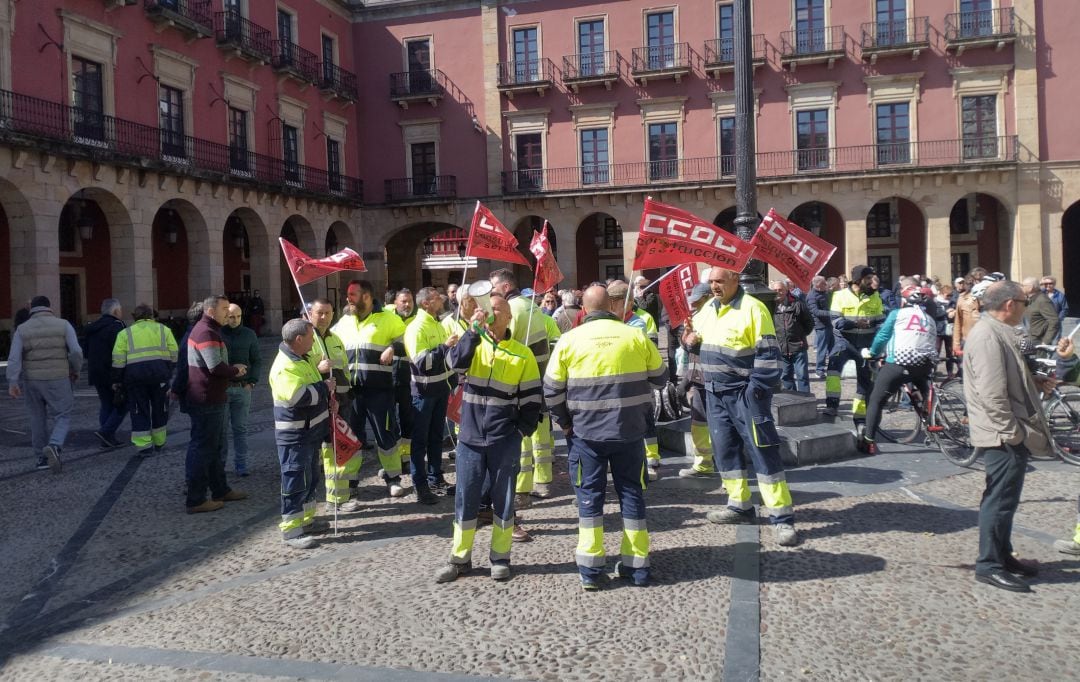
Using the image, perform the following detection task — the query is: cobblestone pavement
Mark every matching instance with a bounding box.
[2,342,1080,680]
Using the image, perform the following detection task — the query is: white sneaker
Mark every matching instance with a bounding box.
[329,499,362,513]
[388,483,406,498]
[530,483,552,499]
[285,535,316,550]
[678,467,718,479]
[646,465,660,482]
[706,508,753,525]
[773,523,799,547]
[490,564,511,581]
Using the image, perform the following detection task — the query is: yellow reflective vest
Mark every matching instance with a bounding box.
[691,287,780,393]
[269,343,331,445]
[331,309,405,390]
[111,318,178,384]
[508,292,553,371]
[830,286,885,347]
[308,328,351,398]
[404,308,456,397]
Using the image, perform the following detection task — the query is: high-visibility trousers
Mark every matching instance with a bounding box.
[278,435,321,539]
[688,384,715,473]
[825,337,873,424]
[128,381,168,452]
[349,387,401,483]
[321,441,361,504]
[451,436,520,566]
[516,413,553,493]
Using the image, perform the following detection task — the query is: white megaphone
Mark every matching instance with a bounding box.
[467,281,495,321]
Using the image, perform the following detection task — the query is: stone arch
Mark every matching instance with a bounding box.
[789,201,845,279]
[0,178,34,323]
[864,197,927,290]
[576,212,624,286]
[150,198,210,314]
[384,220,468,294]
[947,193,1008,279]
[1060,200,1080,297]
[57,188,133,326]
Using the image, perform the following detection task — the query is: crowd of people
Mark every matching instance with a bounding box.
[4,262,1079,592]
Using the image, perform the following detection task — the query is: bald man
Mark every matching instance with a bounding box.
[222,302,261,476]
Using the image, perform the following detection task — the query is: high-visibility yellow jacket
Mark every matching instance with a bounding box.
[308,328,351,398]
[633,306,660,345]
[447,328,542,447]
[508,292,553,372]
[331,309,405,390]
[404,308,456,398]
[269,343,331,445]
[111,318,178,384]
[544,312,667,442]
[690,287,780,394]
[830,286,885,348]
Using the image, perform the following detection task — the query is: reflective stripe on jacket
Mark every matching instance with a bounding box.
[544,314,667,442]
[269,343,331,445]
[331,310,405,390]
[830,287,885,346]
[448,329,542,447]
[691,288,780,394]
[404,308,456,398]
[112,319,178,384]
[507,292,552,371]
[309,329,352,397]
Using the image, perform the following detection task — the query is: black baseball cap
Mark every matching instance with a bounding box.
[851,265,876,281]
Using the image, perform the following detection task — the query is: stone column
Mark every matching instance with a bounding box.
[1011,0,1046,279]
[925,203,952,284]
[13,199,62,309]
[844,216,867,272]
[481,1,504,196]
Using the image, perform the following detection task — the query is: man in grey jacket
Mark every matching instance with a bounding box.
[1021,277,1060,346]
[963,280,1056,593]
[6,296,83,473]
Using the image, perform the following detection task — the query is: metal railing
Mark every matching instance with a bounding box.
[144,0,212,32]
[384,175,457,202]
[780,25,846,57]
[562,51,619,79]
[861,17,930,50]
[704,34,766,66]
[319,61,358,100]
[631,43,691,72]
[945,7,1015,41]
[496,58,555,87]
[500,137,1017,194]
[389,69,446,98]
[214,10,272,61]
[0,89,362,203]
[272,40,320,84]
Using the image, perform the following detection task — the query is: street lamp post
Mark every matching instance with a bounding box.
[733,0,773,308]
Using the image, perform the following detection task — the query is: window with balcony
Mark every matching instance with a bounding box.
[648,121,678,180]
[159,84,185,158]
[717,3,734,62]
[794,0,826,53]
[327,137,341,192]
[228,106,248,172]
[719,116,736,176]
[796,108,829,170]
[277,8,294,64]
[875,0,907,46]
[646,11,676,69]
[515,133,543,190]
[411,141,437,195]
[578,19,605,76]
[322,34,336,80]
[513,27,540,83]
[282,123,300,182]
[580,128,609,185]
[959,0,994,38]
[876,102,910,165]
[961,94,997,159]
[72,57,104,141]
[406,38,433,92]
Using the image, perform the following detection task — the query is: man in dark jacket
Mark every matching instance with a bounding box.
[84,298,127,448]
[1023,277,1061,346]
[806,276,833,378]
[222,303,261,476]
[770,280,814,393]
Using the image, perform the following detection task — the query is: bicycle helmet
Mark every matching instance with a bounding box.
[901,285,932,307]
[971,279,994,301]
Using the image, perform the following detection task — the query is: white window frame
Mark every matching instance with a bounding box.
[403,35,434,72]
[399,118,442,179]
[278,95,307,169]
[321,30,339,67]
[572,14,609,68]
[950,65,1010,160]
[504,109,549,181]
[865,72,922,165]
[642,6,679,45]
[709,90,761,157]
[638,96,686,179]
[790,0,831,30]
[785,81,839,170]
[60,10,120,118]
[570,103,617,172]
[276,3,298,41]
[222,74,259,156]
[508,23,543,65]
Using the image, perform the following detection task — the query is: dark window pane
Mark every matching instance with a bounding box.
[411,141,437,194]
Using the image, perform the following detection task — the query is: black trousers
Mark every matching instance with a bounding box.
[864,362,931,442]
[976,443,1028,574]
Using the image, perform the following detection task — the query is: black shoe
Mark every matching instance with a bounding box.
[416,487,438,505]
[431,480,455,496]
[35,456,50,470]
[93,431,113,448]
[106,434,124,448]
[1004,556,1039,578]
[975,570,1031,593]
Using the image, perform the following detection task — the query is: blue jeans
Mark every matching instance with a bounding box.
[813,328,833,374]
[94,383,128,438]
[780,350,810,393]
[411,393,448,488]
[226,385,252,473]
[186,403,230,507]
[22,378,74,452]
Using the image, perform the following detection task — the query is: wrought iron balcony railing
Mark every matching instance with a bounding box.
[704,34,766,66]
[500,137,1017,195]
[562,51,620,80]
[389,69,446,98]
[860,17,930,51]
[214,10,272,62]
[496,58,555,87]
[631,43,691,73]
[319,61,358,101]
[144,0,213,36]
[384,175,457,202]
[0,89,361,203]
[945,7,1015,41]
[780,25,846,57]
[272,40,320,84]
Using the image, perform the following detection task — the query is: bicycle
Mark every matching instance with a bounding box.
[1031,345,1080,466]
[871,360,977,466]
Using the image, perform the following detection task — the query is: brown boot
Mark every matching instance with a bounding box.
[214,490,248,502]
[187,500,225,514]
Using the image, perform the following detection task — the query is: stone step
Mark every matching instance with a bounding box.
[771,392,820,426]
[656,416,857,468]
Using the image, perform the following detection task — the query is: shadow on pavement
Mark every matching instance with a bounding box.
[795,501,979,540]
[788,465,906,486]
[760,548,888,581]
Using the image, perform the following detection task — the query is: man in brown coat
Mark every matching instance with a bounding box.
[963,280,1056,593]
[952,267,987,356]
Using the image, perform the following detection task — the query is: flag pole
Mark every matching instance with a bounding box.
[455,200,481,323]
[637,265,684,296]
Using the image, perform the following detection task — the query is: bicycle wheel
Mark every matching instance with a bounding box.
[931,387,979,467]
[876,390,922,443]
[1044,394,1080,466]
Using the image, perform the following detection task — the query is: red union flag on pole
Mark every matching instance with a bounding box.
[466,201,530,266]
[634,198,756,272]
[749,208,837,292]
[279,238,366,286]
[529,222,564,294]
[658,263,697,329]
[446,385,464,425]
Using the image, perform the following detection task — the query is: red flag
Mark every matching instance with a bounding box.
[634,198,756,272]
[279,238,366,286]
[466,202,530,266]
[659,264,696,329]
[530,223,564,294]
[446,385,464,425]
[330,399,361,466]
[749,208,837,292]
